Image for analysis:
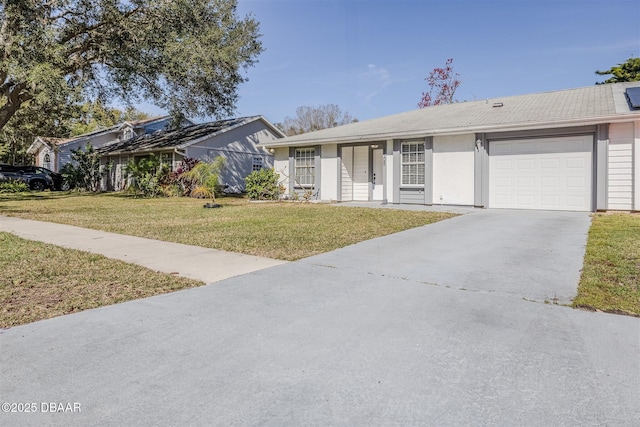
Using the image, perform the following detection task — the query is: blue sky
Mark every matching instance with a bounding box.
[146,0,640,124]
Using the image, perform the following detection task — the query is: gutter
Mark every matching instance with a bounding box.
[258,113,640,148]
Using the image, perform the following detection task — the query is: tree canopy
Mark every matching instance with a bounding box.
[0,0,263,132]
[418,58,461,108]
[280,104,356,136]
[68,101,150,136]
[595,57,640,84]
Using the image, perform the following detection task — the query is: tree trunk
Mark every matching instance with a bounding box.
[0,81,32,131]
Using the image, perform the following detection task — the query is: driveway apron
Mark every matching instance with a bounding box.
[1,209,639,426]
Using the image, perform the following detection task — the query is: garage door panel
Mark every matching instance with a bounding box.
[489,135,592,211]
[566,176,587,188]
[541,177,560,188]
[517,159,535,169]
[541,159,559,169]
[517,177,535,188]
[566,157,588,169]
[540,195,560,207]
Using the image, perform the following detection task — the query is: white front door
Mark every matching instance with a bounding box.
[341,146,354,201]
[353,146,369,201]
[372,148,383,201]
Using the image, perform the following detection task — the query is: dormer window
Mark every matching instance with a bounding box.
[123,128,134,140]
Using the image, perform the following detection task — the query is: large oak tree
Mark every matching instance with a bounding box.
[0,0,263,131]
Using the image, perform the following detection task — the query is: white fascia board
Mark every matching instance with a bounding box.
[26,137,47,154]
[255,115,287,138]
[259,113,640,148]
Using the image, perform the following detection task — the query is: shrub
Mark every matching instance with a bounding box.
[181,157,226,203]
[61,143,105,191]
[125,154,170,197]
[245,168,282,200]
[167,157,200,196]
[0,179,29,193]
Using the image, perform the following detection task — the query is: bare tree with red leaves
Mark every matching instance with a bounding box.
[418,58,461,108]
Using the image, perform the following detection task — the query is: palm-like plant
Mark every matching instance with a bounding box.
[182,157,226,204]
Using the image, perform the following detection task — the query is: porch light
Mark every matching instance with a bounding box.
[475,139,482,150]
[370,144,379,148]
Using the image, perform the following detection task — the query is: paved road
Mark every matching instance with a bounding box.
[1,209,639,426]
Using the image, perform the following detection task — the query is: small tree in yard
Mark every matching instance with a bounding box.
[245,168,282,200]
[418,58,461,108]
[182,157,226,205]
[61,143,105,191]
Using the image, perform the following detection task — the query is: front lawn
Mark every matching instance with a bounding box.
[0,192,455,261]
[0,232,203,328]
[574,213,640,316]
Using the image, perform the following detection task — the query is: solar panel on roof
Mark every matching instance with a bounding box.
[625,87,640,109]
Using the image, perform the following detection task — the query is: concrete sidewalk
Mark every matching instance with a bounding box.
[0,216,286,283]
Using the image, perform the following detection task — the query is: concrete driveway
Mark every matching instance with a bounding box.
[1,209,639,426]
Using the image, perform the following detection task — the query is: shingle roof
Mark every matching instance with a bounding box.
[262,82,640,147]
[96,117,260,155]
[41,136,74,146]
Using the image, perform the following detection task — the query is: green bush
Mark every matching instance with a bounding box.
[245,168,282,200]
[125,154,170,197]
[0,179,29,193]
[61,143,107,191]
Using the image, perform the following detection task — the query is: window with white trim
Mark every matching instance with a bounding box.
[294,148,315,186]
[252,156,263,171]
[160,152,173,171]
[123,128,134,140]
[401,141,425,185]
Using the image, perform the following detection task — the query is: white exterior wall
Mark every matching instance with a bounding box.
[635,121,640,211]
[273,148,290,195]
[432,134,475,205]
[608,122,634,210]
[38,147,55,170]
[320,144,338,201]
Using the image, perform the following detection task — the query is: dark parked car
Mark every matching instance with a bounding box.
[0,164,56,191]
[18,166,65,190]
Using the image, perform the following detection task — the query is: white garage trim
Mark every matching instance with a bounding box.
[489,135,593,211]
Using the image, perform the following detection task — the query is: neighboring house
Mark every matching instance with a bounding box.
[96,116,285,191]
[260,82,640,212]
[27,116,189,173]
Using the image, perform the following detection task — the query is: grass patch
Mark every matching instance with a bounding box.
[0,192,456,261]
[0,232,203,328]
[573,213,640,316]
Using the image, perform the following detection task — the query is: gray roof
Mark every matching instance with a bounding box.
[97,116,283,155]
[262,82,640,147]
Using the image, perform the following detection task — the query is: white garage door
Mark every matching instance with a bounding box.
[489,135,593,211]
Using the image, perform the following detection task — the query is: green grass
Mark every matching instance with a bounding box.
[0,192,455,327]
[0,232,203,328]
[573,213,640,317]
[0,192,456,261]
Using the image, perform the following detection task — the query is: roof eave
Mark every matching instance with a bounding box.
[177,116,278,150]
[258,113,640,148]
